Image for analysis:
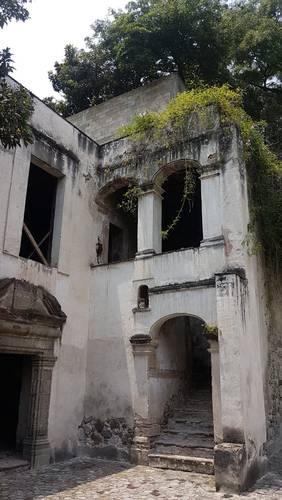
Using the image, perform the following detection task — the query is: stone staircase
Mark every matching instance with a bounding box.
[148,385,214,475]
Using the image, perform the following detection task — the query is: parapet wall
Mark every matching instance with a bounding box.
[68,74,185,144]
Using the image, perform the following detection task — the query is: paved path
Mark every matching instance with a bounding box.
[0,456,282,500]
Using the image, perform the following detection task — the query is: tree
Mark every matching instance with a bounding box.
[48,0,282,151]
[0,0,30,28]
[48,0,228,115]
[221,0,282,152]
[0,0,33,149]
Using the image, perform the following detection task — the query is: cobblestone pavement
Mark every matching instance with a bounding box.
[0,456,282,500]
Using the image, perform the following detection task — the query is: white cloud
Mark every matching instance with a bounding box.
[1,0,127,98]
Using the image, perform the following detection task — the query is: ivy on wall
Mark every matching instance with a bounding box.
[119,85,282,266]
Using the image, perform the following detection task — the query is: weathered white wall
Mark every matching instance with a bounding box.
[86,260,136,422]
[68,74,185,144]
[0,85,100,460]
[0,75,273,484]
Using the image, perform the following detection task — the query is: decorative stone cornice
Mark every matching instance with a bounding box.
[130,334,152,345]
[0,278,67,329]
[149,277,215,295]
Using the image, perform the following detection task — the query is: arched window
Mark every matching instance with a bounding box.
[138,285,149,309]
[161,168,203,252]
[96,180,138,264]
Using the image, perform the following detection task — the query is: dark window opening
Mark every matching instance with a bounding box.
[20,163,57,265]
[108,223,123,263]
[107,186,137,264]
[138,285,149,309]
[162,169,203,253]
[0,354,23,452]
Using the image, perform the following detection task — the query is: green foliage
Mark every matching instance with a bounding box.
[0,1,33,149]
[221,0,282,153]
[162,167,195,240]
[48,0,227,115]
[203,323,219,339]
[0,0,30,28]
[121,85,282,265]
[42,96,68,116]
[118,185,144,217]
[0,80,33,148]
[120,85,243,137]
[48,0,281,147]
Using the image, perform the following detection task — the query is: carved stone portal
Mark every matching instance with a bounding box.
[0,278,66,467]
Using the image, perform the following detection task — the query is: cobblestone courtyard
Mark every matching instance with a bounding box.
[0,457,282,500]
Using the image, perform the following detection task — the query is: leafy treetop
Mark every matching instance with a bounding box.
[0,0,33,149]
[47,0,281,154]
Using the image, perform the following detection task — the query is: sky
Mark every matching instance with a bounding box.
[1,0,127,99]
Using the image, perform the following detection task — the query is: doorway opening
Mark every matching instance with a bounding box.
[149,315,213,468]
[0,353,31,458]
[161,169,203,253]
[106,185,138,263]
[157,316,211,395]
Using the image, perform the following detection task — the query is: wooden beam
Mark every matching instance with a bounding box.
[28,231,50,259]
[23,223,49,266]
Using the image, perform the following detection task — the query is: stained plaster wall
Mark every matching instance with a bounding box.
[0,75,275,478]
[0,79,100,460]
[68,74,185,144]
[88,106,270,477]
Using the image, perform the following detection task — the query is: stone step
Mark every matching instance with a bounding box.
[169,419,213,430]
[177,400,212,407]
[168,424,214,435]
[155,444,214,458]
[175,406,213,414]
[154,435,214,457]
[164,428,214,438]
[174,411,213,419]
[148,453,214,474]
[0,457,30,472]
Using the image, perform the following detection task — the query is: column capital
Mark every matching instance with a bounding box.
[139,182,164,198]
[130,334,157,356]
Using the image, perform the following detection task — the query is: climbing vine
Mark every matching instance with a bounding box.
[161,166,195,240]
[119,85,282,266]
[118,185,143,217]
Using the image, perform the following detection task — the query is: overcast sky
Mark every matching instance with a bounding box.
[1,0,127,99]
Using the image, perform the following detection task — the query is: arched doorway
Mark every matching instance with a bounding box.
[96,179,138,264]
[148,314,214,472]
[151,316,212,420]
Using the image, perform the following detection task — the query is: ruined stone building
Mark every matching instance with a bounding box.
[0,74,281,493]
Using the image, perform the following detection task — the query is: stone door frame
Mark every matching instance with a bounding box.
[0,278,66,467]
[130,314,222,464]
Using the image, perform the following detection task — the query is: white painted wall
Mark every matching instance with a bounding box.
[0,76,272,480]
[0,87,99,460]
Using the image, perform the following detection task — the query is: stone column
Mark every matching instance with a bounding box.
[200,167,223,247]
[130,335,159,464]
[207,338,223,443]
[136,184,163,258]
[214,271,249,492]
[23,355,56,467]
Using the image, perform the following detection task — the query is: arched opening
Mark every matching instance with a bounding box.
[97,180,138,263]
[137,285,149,309]
[161,168,203,253]
[149,314,213,465]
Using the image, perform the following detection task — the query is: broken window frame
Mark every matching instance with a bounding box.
[20,156,64,267]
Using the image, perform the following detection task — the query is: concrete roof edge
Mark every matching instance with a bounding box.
[6,76,101,147]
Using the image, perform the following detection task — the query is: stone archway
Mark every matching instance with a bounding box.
[130,311,221,469]
[0,278,66,467]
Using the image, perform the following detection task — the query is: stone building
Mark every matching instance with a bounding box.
[0,74,281,493]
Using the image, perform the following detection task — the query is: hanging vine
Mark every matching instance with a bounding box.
[161,166,195,240]
[118,85,282,267]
